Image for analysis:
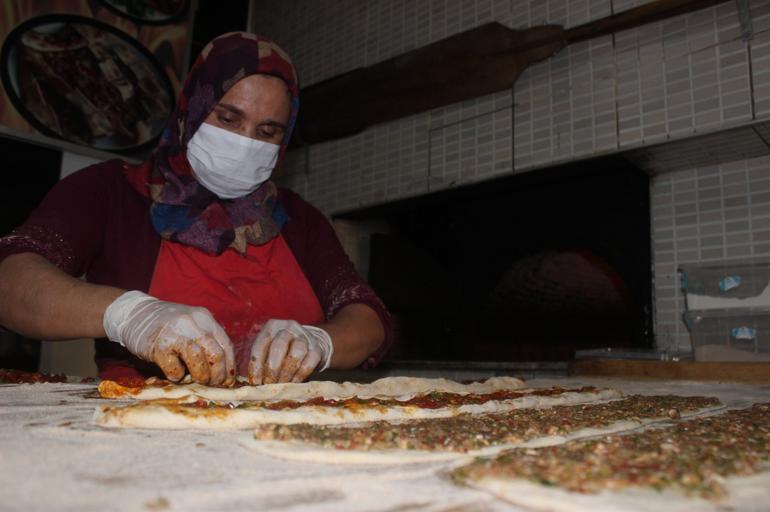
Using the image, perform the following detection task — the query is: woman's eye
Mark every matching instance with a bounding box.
[259,126,285,140]
[218,115,236,126]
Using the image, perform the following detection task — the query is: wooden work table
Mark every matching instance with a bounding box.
[570,359,770,383]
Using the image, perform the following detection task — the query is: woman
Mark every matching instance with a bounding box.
[0,33,391,386]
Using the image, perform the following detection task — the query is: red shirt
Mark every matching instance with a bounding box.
[0,159,392,372]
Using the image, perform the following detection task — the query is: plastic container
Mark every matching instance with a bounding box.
[684,307,770,362]
[679,260,770,310]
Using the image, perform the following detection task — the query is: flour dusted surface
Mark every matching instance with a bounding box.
[3,377,770,511]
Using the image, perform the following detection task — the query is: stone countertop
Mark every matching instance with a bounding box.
[2,377,769,512]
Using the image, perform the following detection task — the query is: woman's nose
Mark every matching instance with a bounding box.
[242,125,260,140]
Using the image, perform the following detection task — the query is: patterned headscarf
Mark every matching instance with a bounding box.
[125,32,300,255]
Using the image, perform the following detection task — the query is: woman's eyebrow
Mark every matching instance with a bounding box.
[260,120,288,130]
[215,103,245,116]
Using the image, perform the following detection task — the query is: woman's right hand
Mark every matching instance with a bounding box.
[103,291,236,386]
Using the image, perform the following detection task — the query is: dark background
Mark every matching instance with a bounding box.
[339,155,653,362]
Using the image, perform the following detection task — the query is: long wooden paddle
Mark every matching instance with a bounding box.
[296,0,731,145]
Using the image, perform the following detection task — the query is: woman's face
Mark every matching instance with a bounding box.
[202,74,291,144]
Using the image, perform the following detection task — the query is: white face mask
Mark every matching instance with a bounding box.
[186,123,280,199]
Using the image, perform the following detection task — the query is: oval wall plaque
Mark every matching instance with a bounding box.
[0,14,174,153]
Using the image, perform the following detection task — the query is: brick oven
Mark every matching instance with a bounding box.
[336,154,652,363]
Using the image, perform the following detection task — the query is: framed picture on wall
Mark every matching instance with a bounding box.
[0,0,192,157]
[1,15,174,153]
[96,0,190,26]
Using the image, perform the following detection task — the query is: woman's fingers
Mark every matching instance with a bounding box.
[263,329,293,384]
[180,341,211,385]
[192,309,236,386]
[277,338,308,382]
[150,340,186,382]
[247,334,271,385]
[247,320,328,385]
[147,311,234,385]
[292,348,322,383]
[106,293,238,386]
[202,336,227,386]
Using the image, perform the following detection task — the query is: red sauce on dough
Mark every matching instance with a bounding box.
[0,369,67,384]
[261,386,598,411]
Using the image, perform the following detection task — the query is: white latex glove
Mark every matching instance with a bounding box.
[247,319,333,385]
[103,291,236,386]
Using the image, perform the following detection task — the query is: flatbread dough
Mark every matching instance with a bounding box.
[454,404,770,511]
[243,419,649,465]
[457,473,770,512]
[243,398,724,465]
[93,388,623,429]
[98,375,527,401]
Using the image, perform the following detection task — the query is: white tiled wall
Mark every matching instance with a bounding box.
[254,0,516,213]
[752,7,770,117]
[253,0,770,351]
[651,156,770,353]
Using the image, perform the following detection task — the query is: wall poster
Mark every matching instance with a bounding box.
[0,1,192,155]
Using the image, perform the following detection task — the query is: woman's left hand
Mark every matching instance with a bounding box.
[247,319,333,384]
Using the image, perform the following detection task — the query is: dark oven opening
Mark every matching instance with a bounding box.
[335,155,653,362]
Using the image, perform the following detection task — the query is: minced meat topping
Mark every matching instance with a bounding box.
[254,395,721,453]
[453,403,770,501]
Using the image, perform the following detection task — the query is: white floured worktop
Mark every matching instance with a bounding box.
[1,377,769,512]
